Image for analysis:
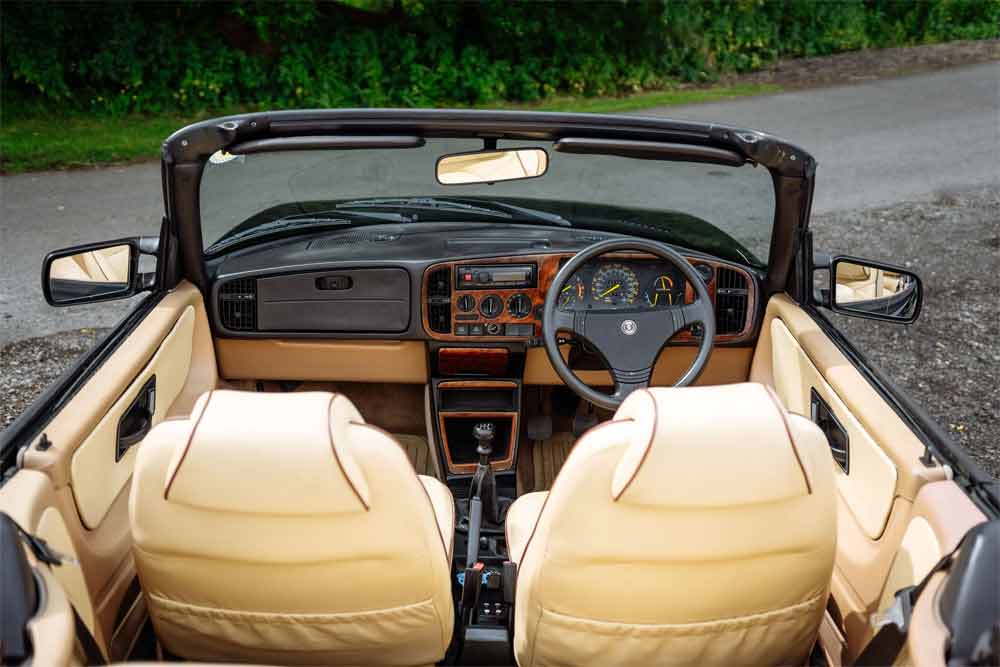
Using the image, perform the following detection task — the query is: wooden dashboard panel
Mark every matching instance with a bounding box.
[421,252,756,344]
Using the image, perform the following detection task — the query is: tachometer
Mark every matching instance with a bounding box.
[558,276,586,308]
[591,264,640,306]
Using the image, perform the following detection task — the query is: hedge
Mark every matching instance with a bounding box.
[3,0,998,117]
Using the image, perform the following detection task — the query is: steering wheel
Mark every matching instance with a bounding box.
[542,238,716,410]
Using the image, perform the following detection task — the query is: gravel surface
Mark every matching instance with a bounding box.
[0,327,108,429]
[3,189,997,479]
[813,186,1000,479]
[722,39,1000,90]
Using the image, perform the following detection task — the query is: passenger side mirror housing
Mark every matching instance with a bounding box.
[815,254,922,324]
[41,237,159,306]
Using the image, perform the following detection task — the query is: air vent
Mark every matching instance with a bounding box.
[219,278,257,331]
[307,230,401,250]
[715,267,748,335]
[426,267,452,334]
[574,233,610,243]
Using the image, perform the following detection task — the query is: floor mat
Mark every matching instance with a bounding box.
[532,432,575,491]
[395,434,435,477]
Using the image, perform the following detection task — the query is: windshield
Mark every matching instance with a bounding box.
[200,138,776,264]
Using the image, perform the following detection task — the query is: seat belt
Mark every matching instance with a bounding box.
[854,538,964,666]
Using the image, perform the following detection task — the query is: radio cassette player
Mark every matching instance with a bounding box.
[456,263,537,290]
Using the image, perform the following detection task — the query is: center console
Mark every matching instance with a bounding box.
[427,342,525,664]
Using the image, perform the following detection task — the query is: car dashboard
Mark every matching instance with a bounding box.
[208,223,759,346]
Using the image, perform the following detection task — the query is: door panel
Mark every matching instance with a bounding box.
[768,316,897,538]
[70,305,194,528]
[1,281,217,660]
[749,294,973,660]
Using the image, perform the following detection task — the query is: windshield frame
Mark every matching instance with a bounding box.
[160,108,816,295]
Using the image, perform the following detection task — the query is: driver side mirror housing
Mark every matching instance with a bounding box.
[41,236,159,307]
[813,253,922,324]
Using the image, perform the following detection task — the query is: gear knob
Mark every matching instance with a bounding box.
[474,422,495,446]
[474,422,495,464]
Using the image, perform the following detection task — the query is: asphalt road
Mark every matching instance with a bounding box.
[1,61,997,344]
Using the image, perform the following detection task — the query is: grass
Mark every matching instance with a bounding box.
[0,83,779,174]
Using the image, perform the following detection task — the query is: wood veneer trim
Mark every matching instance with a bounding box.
[438,411,519,474]
[437,380,518,389]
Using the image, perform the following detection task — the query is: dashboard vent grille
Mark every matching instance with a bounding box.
[219,278,257,331]
[308,231,401,250]
[426,267,452,334]
[715,267,748,335]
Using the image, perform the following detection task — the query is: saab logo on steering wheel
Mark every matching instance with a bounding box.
[620,319,638,336]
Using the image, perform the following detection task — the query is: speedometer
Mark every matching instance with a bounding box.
[591,264,640,306]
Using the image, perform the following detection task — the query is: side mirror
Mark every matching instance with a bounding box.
[828,255,922,324]
[41,237,158,306]
[436,148,548,185]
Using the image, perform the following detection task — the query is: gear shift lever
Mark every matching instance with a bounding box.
[470,422,500,525]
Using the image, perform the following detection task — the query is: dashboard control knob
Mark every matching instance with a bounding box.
[486,323,501,335]
[456,294,476,312]
[479,295,503,319]
[507,293,532,319]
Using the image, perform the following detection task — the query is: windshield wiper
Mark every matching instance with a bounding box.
[335,197,572,227]
[207,210,410,254]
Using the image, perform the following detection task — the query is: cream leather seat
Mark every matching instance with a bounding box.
[129,390,455,666]
[505,383,836,667]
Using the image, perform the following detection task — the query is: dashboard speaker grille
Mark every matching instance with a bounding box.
[219,278,257,331]
[426,267,452,334]
[715,267,748,335]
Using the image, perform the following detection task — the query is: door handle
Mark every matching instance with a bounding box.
[117,376,156,461]
[810,387,849,473]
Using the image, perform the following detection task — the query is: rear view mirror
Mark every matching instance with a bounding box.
[42,238,154,306]
[436,148,548,185]
[831,256,922,323]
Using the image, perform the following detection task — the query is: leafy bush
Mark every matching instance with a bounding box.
[2,0,998,118]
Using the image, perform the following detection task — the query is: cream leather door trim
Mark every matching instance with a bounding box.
[70,305,195,528]
[876,516,939,613]
[769,317,897,539]
[216,339,428,383]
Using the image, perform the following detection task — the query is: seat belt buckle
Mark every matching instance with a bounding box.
[502,560,517,606]
[461,562,485,613]
[874,584,916,633]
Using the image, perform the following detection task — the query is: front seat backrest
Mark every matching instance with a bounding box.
[510,383,836,667]
[130,390,455,666]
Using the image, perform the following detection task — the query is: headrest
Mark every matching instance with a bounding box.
[610,383,813,507]
[164,390,371,514]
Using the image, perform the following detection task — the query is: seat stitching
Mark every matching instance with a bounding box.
[612,390,658,501]
[763,384,812,494]
[328,395,370,511]
[163,390,214,500]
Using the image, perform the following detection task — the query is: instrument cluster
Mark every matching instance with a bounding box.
[557,260,701,312]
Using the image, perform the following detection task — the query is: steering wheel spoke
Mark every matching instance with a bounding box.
[661,300,712,338]
[549,306,583,336]
[610,367,652,402]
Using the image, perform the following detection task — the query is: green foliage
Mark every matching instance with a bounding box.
[3,0,998,118]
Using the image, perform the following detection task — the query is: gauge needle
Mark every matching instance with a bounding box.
[600,284,621,297]
[651,293,659,306]
[561,285,573,293]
